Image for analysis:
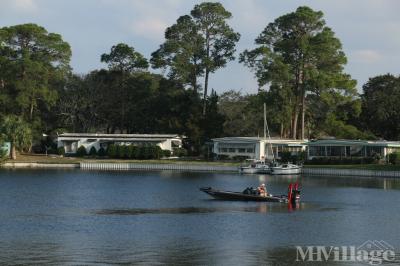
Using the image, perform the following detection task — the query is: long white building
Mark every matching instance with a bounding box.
[212,137,307,160]
[57,133,184,154]
[212,137,400,161]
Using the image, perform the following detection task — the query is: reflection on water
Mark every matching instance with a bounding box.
[95,203,320,216]
[0,169,399,265]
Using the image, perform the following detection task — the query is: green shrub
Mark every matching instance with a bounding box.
[143,146,152,159]
[388,153,398,164]
[154,146,162,159]
[280,151,292,163]
[162,149,171,158]
[116,145,126,159]
[89,146,97,156]
[107,144,117,158]
[173,147,187,157]
[57,147,65,156]
[98,147,106,157]
[305,156,376,165]
[76,145,87,157]
[232,155,250,161]
[126,145,134,159]
[0,147,7,160]
[217,154,230,160]
[135,146,144,159]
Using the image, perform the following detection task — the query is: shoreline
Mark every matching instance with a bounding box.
[2,161,400,177]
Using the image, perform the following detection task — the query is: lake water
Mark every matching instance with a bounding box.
[0,169,399,265]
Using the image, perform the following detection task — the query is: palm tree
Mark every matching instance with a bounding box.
[0,115,32,160]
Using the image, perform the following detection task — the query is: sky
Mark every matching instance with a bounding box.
[1,0,399,94]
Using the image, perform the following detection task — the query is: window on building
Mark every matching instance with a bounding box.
[228,148,236,153]
[246,148,254,153]
[238,148,246,153]
[220,148,228,153]
[309,146,326,156]
[327,146,345,157]
[349,146,364,157]
[366,146,383,157]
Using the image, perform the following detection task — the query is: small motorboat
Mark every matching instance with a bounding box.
[239,159,271,174]
[270,163,302,175]
[200,183,300,204]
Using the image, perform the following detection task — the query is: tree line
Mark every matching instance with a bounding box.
[1,3,399,159]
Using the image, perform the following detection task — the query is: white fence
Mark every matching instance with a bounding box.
[302,167,400,178]
[80,162,237,172]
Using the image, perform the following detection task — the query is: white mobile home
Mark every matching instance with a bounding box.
[57,133,184,154]
[307,139,400,159]
[212,137,307,160]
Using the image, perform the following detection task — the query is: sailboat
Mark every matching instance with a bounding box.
[264,103,302,175]
[239,159,270,174]
[238,103,302,175]
[239,103,272,174]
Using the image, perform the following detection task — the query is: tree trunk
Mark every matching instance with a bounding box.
[11,143,16,160]
[301,88,305,140]
[30,99,34,121]
[292,104,299,139]
[203,32,210,116]
[202,69,209,115]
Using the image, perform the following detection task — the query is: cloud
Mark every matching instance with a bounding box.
[124,0,189,41]
[0,0,38,13]
[130,18,168,41]
[352,49,383,64]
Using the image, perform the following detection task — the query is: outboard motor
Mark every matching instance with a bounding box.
[288,183,301,205]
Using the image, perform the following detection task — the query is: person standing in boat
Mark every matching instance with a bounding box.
[257,183,267,197]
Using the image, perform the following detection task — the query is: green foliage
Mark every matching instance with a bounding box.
[162,150,171,158]
[151,15,204,90]
[107,144,117,158]
[306,157,376,165]
[0,115,32,159]
[217,154,230,160]
[76,145,87,157]
[279,151,306,164]
[193,2,240,114]
[0,23,71,122]
[152,2,240,114]
[126,145,135,159]
[240,6,356,139]
[116,145,126,159]
[173,147,188,157]
[0,140,6,160]
[104,144,163,160]
[322,113,371,140]
[280,151,292,163]
[388,153,400,165]
[98,147,106,157]
[360,74,400,140]
[57,147,65,156]
[89,146,97,156]
[101,43,148,73]
[232,155,250,161]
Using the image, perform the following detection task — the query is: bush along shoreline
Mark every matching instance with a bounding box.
[57,144,185,160]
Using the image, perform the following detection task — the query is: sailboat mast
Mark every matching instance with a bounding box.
[264,103,275,161]
[264,103,267,139]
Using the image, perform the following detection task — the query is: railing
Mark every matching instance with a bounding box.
[302,167,400,178]
[80,162,237,172]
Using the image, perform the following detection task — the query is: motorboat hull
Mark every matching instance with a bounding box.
[239,166,271,174]
[270,167,302,175]
[200,187,288,203]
